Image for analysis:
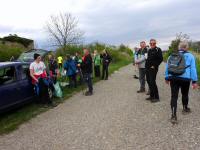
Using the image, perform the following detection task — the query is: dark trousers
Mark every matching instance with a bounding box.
[94,65,101,77]
[139,68,146,90]
[170,79,190,115]
[35,79,52,104]
[58,63,62,69]
[102,64,109,79]
[84,73,93,93]
[146,68,159,99]
[68,74,77,88]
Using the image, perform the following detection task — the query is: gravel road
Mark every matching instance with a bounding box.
[0,64,200,150]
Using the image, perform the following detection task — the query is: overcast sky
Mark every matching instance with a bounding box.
[0,0,200,49]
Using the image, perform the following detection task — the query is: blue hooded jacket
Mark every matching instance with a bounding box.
[64,59,77,76]
[165,50,198,83]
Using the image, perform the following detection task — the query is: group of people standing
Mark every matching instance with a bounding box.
[134,39,198,123]
[29,48,112,107]
[62,49,112,95]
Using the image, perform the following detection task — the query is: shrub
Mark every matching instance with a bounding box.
[55,43,132,63]
[0,43,26,61]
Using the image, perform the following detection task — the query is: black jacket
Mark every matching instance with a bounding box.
[49,59,58,75]
[145,47,163,69]
[101,53,112,65]
[81,54,93,74]
[137,47,148,56]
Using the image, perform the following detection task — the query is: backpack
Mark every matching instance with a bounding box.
[167,52,189,75]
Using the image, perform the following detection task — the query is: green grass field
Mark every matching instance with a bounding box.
[0,59,131,135]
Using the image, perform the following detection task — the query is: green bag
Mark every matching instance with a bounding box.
[53,82,63,98]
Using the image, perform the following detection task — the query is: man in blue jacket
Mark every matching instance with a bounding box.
[64,55,77,88]
[165,41,198,123]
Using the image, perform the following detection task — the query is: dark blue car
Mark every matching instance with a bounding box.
[0,62,34,112]
[0,62,54,112]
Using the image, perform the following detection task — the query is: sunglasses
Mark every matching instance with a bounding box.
[150,43,156,45]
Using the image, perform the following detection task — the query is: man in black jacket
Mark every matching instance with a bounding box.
[145,39,163,103]
[80,49,93,96]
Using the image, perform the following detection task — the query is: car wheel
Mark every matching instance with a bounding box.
[48,88,53,99]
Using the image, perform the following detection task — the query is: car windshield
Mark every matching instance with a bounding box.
[18,50,48,62]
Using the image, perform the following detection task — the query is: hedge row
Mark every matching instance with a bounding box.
[55,43,133,63]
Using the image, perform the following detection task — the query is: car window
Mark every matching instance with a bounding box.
[0,66,16,86]
[17,65,30,80]
[22,65,30,80]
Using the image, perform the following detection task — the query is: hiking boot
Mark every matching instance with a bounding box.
[146,97,153,101]
[137,89,145,93]
[146,91,150,95]
[85,91,93,96]
[171,115,178,124]
[182,107,191,115]
[151,98,160,103]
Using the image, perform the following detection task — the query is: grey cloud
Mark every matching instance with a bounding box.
[1,0,200,49]
[76,0,200,48]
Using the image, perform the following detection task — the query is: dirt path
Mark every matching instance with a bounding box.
[0,64,200,150]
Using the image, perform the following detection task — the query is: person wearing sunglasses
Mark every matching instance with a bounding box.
[145,39,163,103]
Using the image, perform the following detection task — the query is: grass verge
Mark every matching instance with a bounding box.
[0,60,131,135]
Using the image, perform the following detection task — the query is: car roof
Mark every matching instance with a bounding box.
[0,62,30,68]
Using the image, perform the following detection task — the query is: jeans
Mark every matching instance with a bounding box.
[146,68,159,99]
[84,73,93,93]
[139,68,146,90]
[170,79,190,115]
[102,64,109,79]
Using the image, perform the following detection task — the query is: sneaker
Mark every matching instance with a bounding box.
[146,91,150,95]
[171,115,178,124]
[146,97,153,101]
[151,98,160,103]
[182,107,191,115]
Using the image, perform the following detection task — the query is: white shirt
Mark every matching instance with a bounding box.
[29,61,46,76]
